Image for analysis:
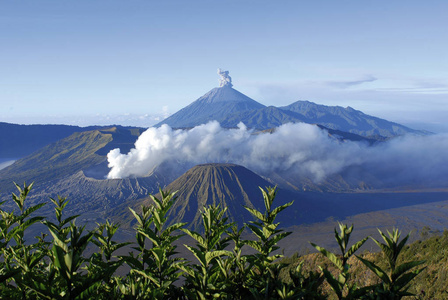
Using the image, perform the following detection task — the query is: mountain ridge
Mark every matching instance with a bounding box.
[279,100,424,137]
[155,85,426,138]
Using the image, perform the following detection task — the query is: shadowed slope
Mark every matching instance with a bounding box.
[134,163,297,230]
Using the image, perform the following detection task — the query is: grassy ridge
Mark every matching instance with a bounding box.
[281,229,448,299]
[0,126,144,194]
[0,130,112,192]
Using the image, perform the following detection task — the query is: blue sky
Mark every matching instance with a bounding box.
[1,1,447,131]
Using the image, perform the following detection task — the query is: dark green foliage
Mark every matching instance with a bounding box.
[118,189,186,299]
[181,204,234,299]
[0,182,429,299]
[311,223,369,299]
[244,186,295,299]
[356,229,426,299]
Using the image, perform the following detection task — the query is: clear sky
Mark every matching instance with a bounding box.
[1,1,447,131]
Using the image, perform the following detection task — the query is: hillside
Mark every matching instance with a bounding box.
[0,130,112,193]
[219,106,303,130]
[16,170,168,220]
[0,122,102,159]
[0,126,143,193]
[285,230,448,299]
[218,100,426,138]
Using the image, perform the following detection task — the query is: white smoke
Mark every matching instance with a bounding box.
[217,68,233,87]
[107,121,363,181]
[107,121,448,188]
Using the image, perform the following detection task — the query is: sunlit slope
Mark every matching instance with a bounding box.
[280,101,426,137]
[0,126,143,193]
[155,86,265,128]
[0,122,99,158]
[0,130,111,192]
[154,85,426,138]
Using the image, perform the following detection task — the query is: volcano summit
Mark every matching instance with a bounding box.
[156,69,424,138]
[156,69,265,128]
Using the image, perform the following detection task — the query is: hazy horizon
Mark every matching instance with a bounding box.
[1,1,447,132]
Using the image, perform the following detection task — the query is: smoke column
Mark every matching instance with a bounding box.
[217,68,233,87]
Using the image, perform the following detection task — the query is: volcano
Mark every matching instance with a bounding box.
[155,85,265,128]
[155,69,426,138]
[133,163,300,230]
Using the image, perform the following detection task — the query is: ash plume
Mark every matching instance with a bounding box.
[217,68,233,87]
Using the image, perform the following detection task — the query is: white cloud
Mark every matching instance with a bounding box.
[106,122,448,188]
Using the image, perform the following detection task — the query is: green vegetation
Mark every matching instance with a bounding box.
[0,183,437,299]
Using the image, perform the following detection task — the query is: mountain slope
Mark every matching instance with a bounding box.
[155,86,424,138]
[0,122,102,159]
[219,106,302,129]
[280,101,424,138]
[132,163,299,230]
[219,106,381,143]
[155,86,265,128]
[0,126,143,193]
[21,171,166,218]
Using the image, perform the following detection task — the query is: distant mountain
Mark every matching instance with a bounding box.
[218,101,426,138]
[0,126,144,193]
[0,122,101,159]
[279,101,425,138]
[154,84,425,138]
[0,122,148,164]
[155,86,265,128]
[219,106,382,142]
[0,126,173,221]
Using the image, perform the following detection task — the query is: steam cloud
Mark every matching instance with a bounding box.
[106,122,448,188]
[217,68,233,87]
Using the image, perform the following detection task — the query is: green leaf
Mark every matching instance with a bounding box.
[245,206,266,222]
[356,255,391,285]
[182,229,206,246]
[185,245,206,267]
[270,201,294,218]
[346,236,368,258]
[392,260,426,282]
[320,267,343,297]
[205,250,232,265]
[394,267,426,290]
[52,244,70,281]
[311,243,343,271]
[22,202,46,218]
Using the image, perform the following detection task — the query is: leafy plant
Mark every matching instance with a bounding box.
[181,204,233,299]
[0,182,46,298]
[0,182,430,299]
[357,229,426,299]
[118,189,186,299]
[244,186,294,299]
[311,222,369,299]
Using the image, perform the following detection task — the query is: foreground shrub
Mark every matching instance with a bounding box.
[0,182,426,299]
